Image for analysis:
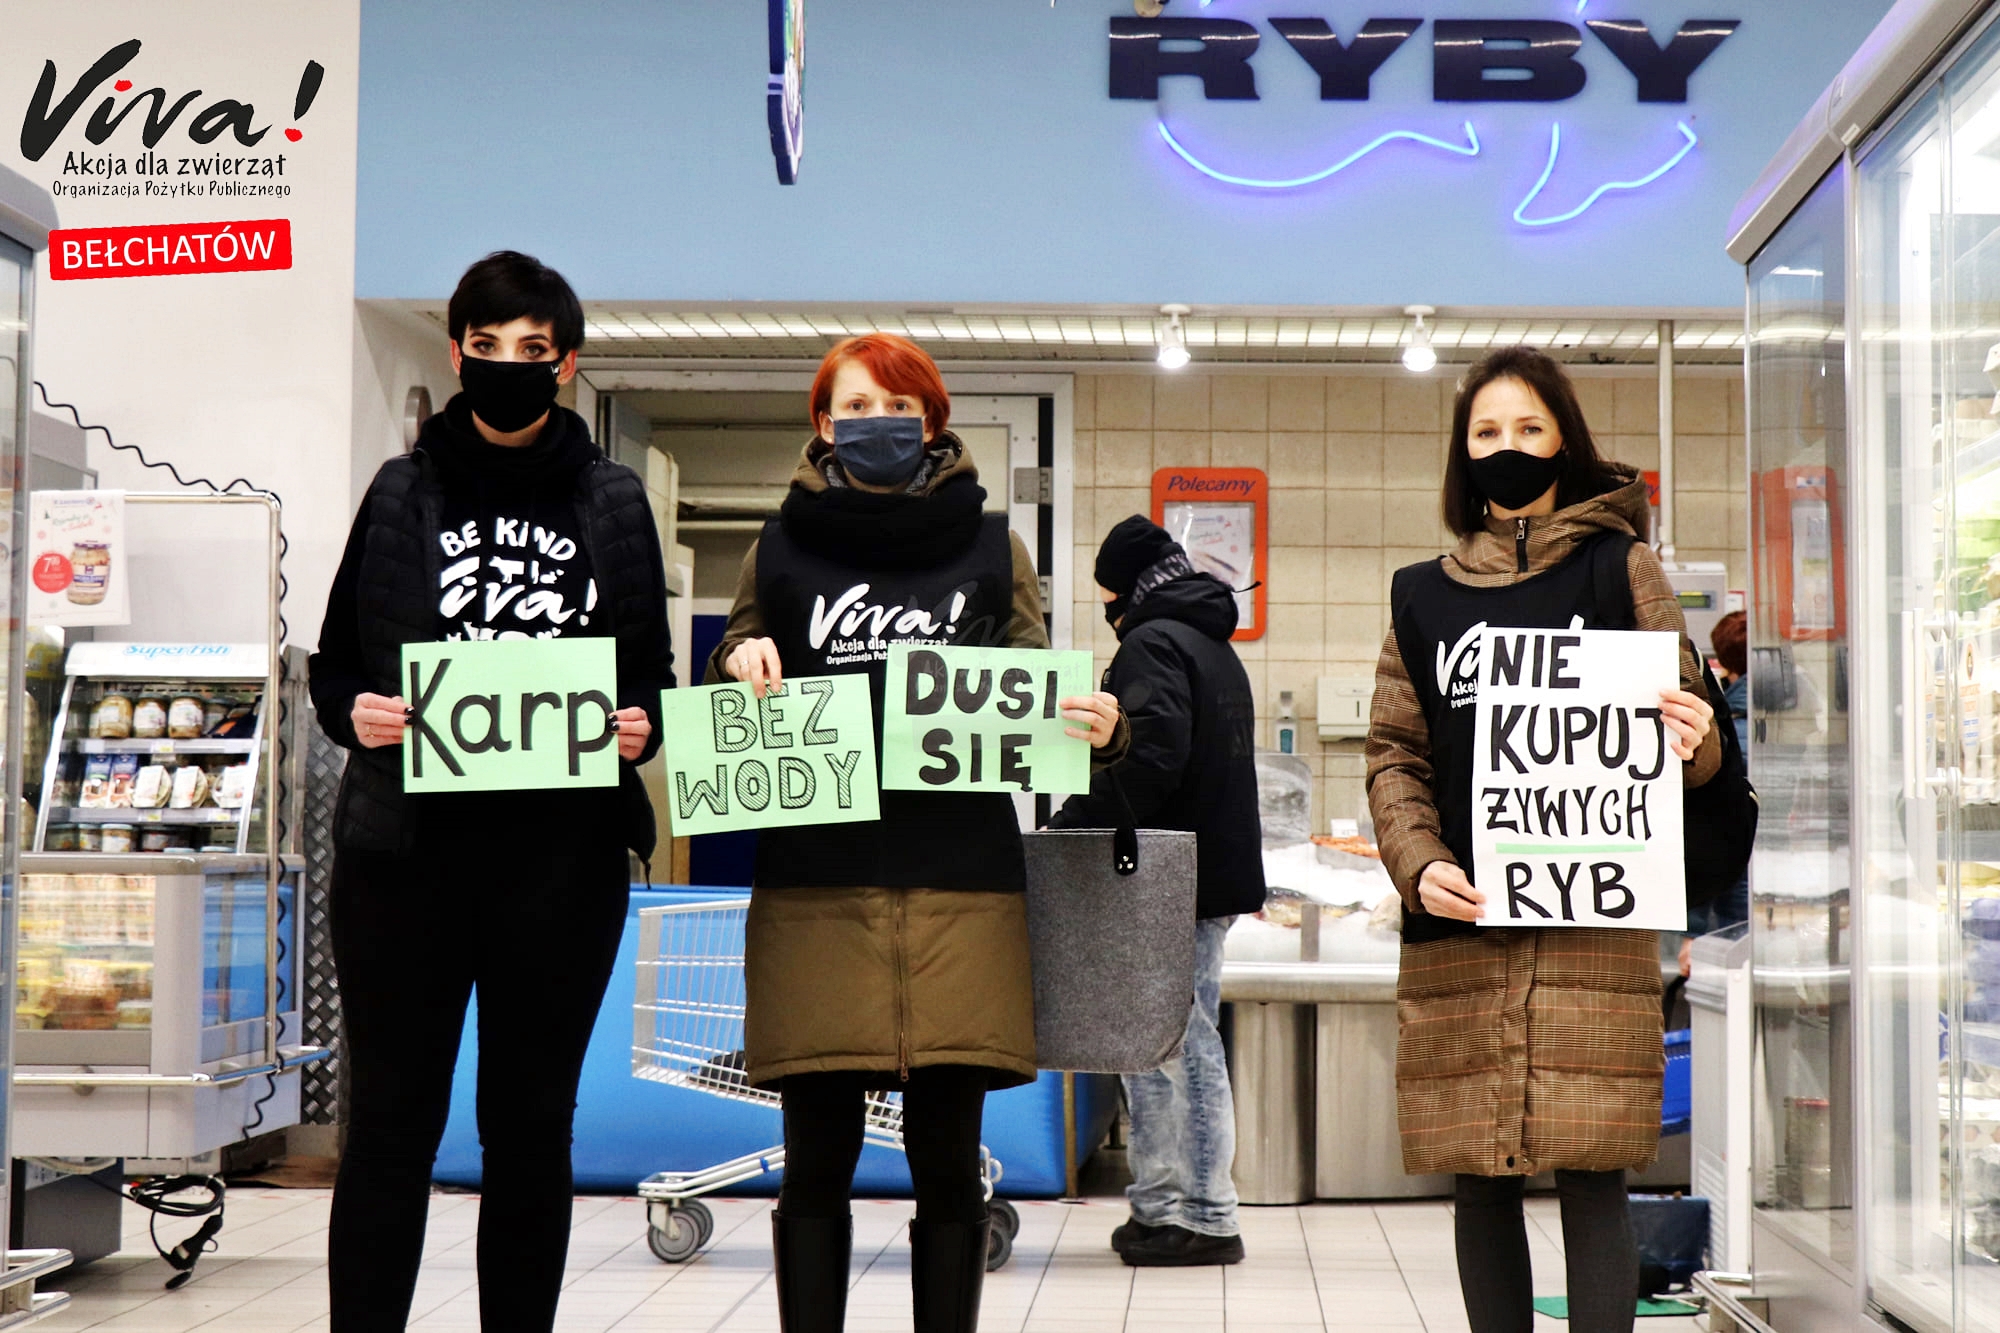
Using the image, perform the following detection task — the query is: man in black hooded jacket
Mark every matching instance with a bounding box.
[1052,515,1265,1267]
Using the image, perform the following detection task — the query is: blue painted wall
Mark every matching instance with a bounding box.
[357,1,1890,308]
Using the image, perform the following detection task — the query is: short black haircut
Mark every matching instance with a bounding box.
[447,250,585,355]
[1440,346,1617,537]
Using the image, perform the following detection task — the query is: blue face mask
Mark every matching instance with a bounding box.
[833,415,926,487]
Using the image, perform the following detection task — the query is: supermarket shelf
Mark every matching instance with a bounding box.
[72,738,254,755]
[48,808,239,825]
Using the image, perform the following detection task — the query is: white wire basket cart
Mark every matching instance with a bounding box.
[632,900,1022,1270]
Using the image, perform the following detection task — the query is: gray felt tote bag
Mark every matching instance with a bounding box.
[1021,814,1198,1073]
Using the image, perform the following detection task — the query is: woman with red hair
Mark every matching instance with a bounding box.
[706,333,1123,1333]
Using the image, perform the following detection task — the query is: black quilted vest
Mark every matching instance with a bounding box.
[332,437,666,856]
[1389,537,1623,943]
[752,512,1026,893]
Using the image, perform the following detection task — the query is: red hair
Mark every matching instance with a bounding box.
[810,333,951,438]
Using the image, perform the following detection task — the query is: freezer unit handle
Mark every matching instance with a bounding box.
[1905,608,1957,800]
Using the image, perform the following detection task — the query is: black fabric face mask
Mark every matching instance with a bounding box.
[1104,594,1129,629]
[459,355,562,434]
[1471,448,1563,511]
[833,415,927,487]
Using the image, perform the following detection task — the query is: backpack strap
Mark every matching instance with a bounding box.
[1589,531,1638,631]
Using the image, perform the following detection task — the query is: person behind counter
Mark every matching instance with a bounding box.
[308,251,674,1333]
[1365,346,1717,1333]
[1049,515,1265,1268]
[706,332,1125,1333]
[1678,609,1751,973]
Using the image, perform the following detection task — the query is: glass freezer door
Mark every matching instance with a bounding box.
[1746,162,1854,1286]
[1855,21,2000,1327]
[1856,85,1957,1333]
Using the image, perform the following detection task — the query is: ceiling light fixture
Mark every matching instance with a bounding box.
[1401,305,1438,373]
[1157,304,1192,370]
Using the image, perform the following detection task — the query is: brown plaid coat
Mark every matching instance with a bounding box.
[1365,468,1720,1176]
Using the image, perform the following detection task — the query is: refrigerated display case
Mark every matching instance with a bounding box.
[32,641,270,855]
[9,493,323,1164]
[0,161,78,1320]
[1727,5,2000,1331]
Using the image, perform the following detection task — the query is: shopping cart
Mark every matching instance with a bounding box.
[631,899,1021,1270]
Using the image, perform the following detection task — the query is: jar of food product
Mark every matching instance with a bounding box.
[98,824,135,854]
[67,542,110,606]
[115,1000,151,1030]
[91,693,133,739]
[131,697,167,739]
[167,696,205,739]
[138,829,171,853]
[202,698,229,735]
[75,825,101,852]
[43,824,77,852]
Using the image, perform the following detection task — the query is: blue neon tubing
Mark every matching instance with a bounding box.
[1157,119,1481,190]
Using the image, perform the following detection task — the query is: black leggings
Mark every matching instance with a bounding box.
[327,833,629,1333]
[779,1066,989,1224]
[1454,1170,1638,1333]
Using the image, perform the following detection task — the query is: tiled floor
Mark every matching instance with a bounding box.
[33,1188,1705,1332]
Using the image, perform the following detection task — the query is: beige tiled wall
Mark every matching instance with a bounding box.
[1068,368,1747,832]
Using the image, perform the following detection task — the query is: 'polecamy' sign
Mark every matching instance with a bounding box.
[402,639,619,793]
[658,676,880,836]
[1471,627,1684,931]
[882,645,1095,794]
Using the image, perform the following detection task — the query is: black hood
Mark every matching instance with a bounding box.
[417,396,600,491]
[1118,570,1239,640]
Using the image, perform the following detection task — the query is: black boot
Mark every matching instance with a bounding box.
[772,1210,851,1332]
[910,1214,989,1333]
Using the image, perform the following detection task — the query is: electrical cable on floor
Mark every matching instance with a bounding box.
[30,385,299,1285]
[46,1164,226,1290]
[128,1175,226,1290]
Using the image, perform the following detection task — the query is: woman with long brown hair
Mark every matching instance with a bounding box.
[1366,346,1718,1333]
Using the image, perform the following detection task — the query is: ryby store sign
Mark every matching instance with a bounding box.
[1111,8,1740,227]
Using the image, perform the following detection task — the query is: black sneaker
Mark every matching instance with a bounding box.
[1120,1224,1245,1267]
[1110,1218,1169,1254]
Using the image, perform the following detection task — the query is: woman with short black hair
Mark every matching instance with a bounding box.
[1367,346,1718,1333]
[310,251,674,1332]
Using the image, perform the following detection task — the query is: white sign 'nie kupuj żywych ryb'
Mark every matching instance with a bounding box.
[1471,626,1684,931]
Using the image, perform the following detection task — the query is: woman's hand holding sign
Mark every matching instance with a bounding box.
[611,707,651,762]
[1658,687,1713,761]
[1061,691,1121,749]
[1418,860,1485,921]
[726,637,785,699]
[352,693,409,749]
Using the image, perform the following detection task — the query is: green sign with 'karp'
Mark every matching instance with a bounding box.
[659,675,880,836]
[402,638,620,793]
[882,645,1095,794]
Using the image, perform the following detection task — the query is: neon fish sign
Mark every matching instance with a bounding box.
[1113,15,1737,225]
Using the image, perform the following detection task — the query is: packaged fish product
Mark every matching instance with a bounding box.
[131,765,171,809]
[77,754,112,809]
[169,765,210,809]
[106,754,139,808]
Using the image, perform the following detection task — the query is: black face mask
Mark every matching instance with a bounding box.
[459,355,562,434]
[833,415,927,487]
[1104,594,1129,628]
[1470,448,1563,511]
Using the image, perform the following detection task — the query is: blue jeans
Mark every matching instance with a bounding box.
[1123,916,1239,1238]
[1687,872,1749,936]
